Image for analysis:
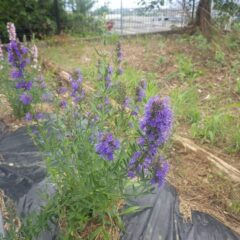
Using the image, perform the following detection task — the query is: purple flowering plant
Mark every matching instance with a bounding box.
[25,41,173,239]
[0,23,47,119]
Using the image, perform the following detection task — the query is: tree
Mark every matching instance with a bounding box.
[66,0,95,14]
[93,5,109,16]
[54,0,61,34]
[214,0,240,30]
[196,0,212,36]
[0,0,66,42]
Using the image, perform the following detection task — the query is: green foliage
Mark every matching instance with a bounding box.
[65,13,105,36]
[229,201,240,215]
[190,34,210,50]
[191,112,231,144]
[230,128,240,152]
[170,87,201,124]
[214,49,225,65]
[236,78,240,95]
[0,0,66,42]
[214,0,240,17]
[68,0,95,14]
[138,0,164,9]
[176,55,202,82]
[156,56,166,65]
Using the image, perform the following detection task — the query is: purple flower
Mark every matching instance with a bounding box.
[25,112,32,121]
[127,96,173,186]
[58,87,68,94]
[123,97,130,108]
[105,97,110,105]
[15,81,32,90]
[128,171,135,178]
[7,40,29,80]
[129,151,142,166]
[140,97,173,149]
[151,160,169,188]
[11,69,23,79]
[105,65,113,89]
[19,93,32,105]
[107,65,113,75]
[75,69,83,84]
[135,86,145,102]
[96,132,120,161]
[71,81,79,92]
[116,42,123,63]
[34,112,45,120]
[131,110,138,116]
[59,100,67,108]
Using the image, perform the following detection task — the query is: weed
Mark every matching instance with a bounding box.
[214,49,225,65]
[176,54,202,82]
[156,56,166,65]
[170,87,201,124]
[190,34,210,51]
[191,112,231,144]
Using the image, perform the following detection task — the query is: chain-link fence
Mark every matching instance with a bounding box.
[104,8,191,35]
[91,0,198,35]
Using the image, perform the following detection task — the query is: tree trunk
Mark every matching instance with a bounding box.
[196,0,211,36]
[54,0,61,34]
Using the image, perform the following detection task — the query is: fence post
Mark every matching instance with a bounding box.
[192,0,196,21]
[120,0,123,34]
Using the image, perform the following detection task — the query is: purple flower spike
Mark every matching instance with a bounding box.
[11,69,23,79]
[59,100,67,108]
[127,96,173,185]
[135,86,145,103]
[105,65,113,89]
[129,151,142,166]
[105,97,110,105]
[116,42,123,63]
[34,112,45,120]
[15,81,32,91]
[25,112,32,121]
[19,93,32,105]
[123,97,130,108]
[71,81,79,92]
[96,132,120,161]
[58,87,68,95]
[151,160,169,188]
[140,97,173,148]
[128,171,135,178]
[75,69,83,84]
